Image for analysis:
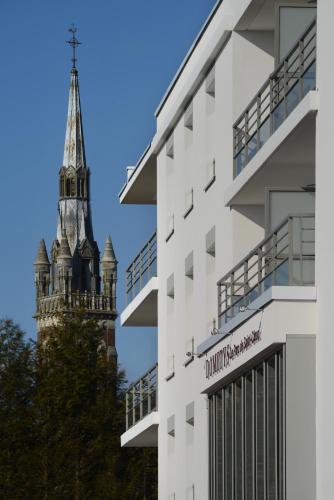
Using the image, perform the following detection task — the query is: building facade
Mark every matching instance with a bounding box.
[118,1,330,499]
[34,64,117,360]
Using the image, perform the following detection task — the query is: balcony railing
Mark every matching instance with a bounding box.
[218,214,315,326]
[126,231,157,304]
[125,363,158,431]
[233,19,316,177]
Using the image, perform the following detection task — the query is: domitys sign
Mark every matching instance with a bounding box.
[205,329,261,380]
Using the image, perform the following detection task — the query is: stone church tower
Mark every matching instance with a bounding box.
[34,64,117,360]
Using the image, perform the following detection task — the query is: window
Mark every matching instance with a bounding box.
[209,349,285,500]
[167,414,175,437]
[186,402,195,426]
[166,214,174,242]
[206,66,215,97]
[167,273,175,298]
[276,6,316,64]
[184,101,193,130]
[204,159,216,192]
[166,132,174,159]
[206,226,216,257]
[66,178,71,196]
[59,175,65,197]
[70,177,76,196]
[185,251,194,279]
[184,188,194,218]
[166,354,175,381]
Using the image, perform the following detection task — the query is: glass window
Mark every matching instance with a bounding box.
[245,371,253,500]
[209,349,285,500]
[256,364,265,500]
[235,378,243,500]
[224,385,233,499]
[267,356,277,499]
[216,391,223,498]
[278,7,316,63]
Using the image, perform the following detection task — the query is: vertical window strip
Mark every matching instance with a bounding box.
[216,391,223,498]
[279,347,286,500]
[208,349,285,500]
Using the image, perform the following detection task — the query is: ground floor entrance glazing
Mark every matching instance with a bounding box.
[209,348,285,500]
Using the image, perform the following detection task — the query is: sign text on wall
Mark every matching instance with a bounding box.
[205,329,261,380]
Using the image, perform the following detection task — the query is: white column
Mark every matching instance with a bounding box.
[315,2,334,499]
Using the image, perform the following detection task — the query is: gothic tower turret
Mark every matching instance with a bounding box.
[34,240,51,299]
[34,44,117,359]
[57,230,72,295]
[101,236,117,299]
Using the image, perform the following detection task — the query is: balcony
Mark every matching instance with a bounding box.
[233,20,316,177]
[225,20,317,207]
[120,231,158,326]
[121,364,159,447]
[119,144,157,205]
[218,214,315,328]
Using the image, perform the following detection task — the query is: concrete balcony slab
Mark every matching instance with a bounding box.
[121,411,159,447]
[121,277,158,327]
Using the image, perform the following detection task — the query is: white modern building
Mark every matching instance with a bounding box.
[118,1,334,498]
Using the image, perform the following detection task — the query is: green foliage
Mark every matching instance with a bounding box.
[0,314,157,499]
[0,319,38,499]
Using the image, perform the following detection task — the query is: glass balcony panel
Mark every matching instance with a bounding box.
[233,20,316,177]
[258,116,271,149]
[235,149,247,177]
[125,364,158,431]
[263,272,273,291]
[126,232,157,304]
[272,100,285,133]
[302,61,316,97]
[218,215,315,324]
[247,134,258,163]
[286,80,301,116]
[274,260,289,286]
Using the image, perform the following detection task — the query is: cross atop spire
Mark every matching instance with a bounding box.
[67,24,81,69]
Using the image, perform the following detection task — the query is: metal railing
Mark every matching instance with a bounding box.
[125,363,158,431]
[218,215,315,326]
[126,231,157,304]
[37,291,114,314]
[233,19,316,177]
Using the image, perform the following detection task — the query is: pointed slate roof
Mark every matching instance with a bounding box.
[63,68,86,170]
[34,239,50,266]
[102,236,117,264]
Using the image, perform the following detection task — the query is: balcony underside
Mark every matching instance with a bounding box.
[121,277,158,327]
[121,411,159,447]
[119,152,156,205]
[225,90,317,207]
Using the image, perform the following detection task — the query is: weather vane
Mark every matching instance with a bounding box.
[67,24,81,69]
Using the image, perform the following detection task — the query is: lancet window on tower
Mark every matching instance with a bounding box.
[63,173,76,197]
[59,168,88,199]
[60,171,65,197]
[70,177,76,196]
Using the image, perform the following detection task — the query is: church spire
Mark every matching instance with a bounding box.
[63,67,86,170]
[57,58,93,253]
[34,29,118,361]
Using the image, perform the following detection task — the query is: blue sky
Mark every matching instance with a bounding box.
[0,0,216,382]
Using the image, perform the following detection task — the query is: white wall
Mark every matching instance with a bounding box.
[156,16,276,497]
[315,2,334,499]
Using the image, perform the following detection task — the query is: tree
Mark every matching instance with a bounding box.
[0,313,157,499]
[34,311,157,499]
[0,319,37,499]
